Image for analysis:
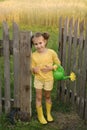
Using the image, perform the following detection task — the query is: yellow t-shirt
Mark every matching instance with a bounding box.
[31,49,60,81]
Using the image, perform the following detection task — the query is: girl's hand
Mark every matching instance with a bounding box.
[41,65,53,73]
[32,66,40,74]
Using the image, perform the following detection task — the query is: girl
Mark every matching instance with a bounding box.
[31,32,61,124]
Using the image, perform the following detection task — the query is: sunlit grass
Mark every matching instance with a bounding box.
[0,0,87,27]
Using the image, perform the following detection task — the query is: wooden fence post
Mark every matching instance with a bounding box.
[19,31,32,117]
[13,22,20,108]
[61,17,68,102]
[3,21,10,113]
[70,19,78,105]
[84,25,87,121]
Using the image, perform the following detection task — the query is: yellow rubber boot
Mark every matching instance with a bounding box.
[36,106,47,124]
[46,102,54,122]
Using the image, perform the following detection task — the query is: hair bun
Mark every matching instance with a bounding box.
[42,32,50,40]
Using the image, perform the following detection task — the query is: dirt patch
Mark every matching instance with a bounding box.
[50,111,87,130]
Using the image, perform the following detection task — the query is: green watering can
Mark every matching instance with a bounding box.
[53,65,76,81]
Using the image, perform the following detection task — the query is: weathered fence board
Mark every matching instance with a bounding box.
[70,20,78,105]
[78,21,85,118]
[61,17,68,102]
[19,31,32,116]
[13,22,20,108]
[66,18,73,103]
[3,21,10,113]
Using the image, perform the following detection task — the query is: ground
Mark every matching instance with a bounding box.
[51,111,87,130]
[1,104,87,130]
[29,99,87,130]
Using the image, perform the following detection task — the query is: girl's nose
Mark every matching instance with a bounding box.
[37,44,41,48]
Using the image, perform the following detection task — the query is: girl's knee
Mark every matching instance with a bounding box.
[36,95,42,102]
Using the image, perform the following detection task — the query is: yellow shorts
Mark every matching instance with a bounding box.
[34,79,54,91]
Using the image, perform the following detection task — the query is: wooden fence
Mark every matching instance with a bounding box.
[0,19,87,121]
[58,17,87,121]
[0,22,32,119]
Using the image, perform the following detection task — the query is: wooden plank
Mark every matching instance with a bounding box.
[61,17,68,102]
[73,20,81,108]
[59,16,63,61]
[28,31,32,117]
[13,22,20,108]
[80,39,87,120]
[3,21,10,113]
[67,18,73,74]
[84,25,87,120]
[70,19,78,105]
[78,21,84,118]
[19,31,32,118]
[57,16,63,100]
[66,18,73,103]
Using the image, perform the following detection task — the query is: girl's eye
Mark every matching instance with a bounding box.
[39,42,42,44]
[34,43,38,45]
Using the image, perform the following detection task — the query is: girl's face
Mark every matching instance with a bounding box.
[32,36,47,53]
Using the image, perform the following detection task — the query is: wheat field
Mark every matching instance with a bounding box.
[0,0,87,26]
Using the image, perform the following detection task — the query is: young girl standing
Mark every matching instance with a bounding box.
[31,32,61,124]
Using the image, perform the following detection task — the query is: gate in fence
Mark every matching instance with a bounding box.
[58,17,87,120]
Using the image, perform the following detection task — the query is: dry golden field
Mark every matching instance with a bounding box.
[0,0,87,26]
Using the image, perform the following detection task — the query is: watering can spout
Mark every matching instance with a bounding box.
[63,76,70,80]
[53,65,76,81]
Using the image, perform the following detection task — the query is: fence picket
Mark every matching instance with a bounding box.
[13,22,20,108]
[70,20,78,105]
[3,21,10,113]
[19,31,32,117]
[62,17,68,102]
[66,18,73,103]
[58,16,63,100]
[84,26,87,120]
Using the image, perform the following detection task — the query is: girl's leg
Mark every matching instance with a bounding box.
[36,89,47,124]
[44,90,52,104]
[44,90,54,122]
[36,89,42,107]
